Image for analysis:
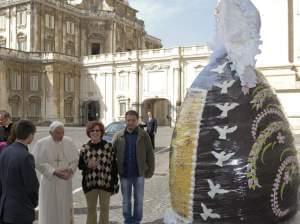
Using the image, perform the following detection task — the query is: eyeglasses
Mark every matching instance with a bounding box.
[90,129,101,133]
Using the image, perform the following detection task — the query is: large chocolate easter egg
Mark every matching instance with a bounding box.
[169,56,299,223]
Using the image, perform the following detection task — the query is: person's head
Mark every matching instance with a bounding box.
[0,111,11,126]
[147,111,152,118]
[125,110,139,131]
[15,120,36,145]
[86,121,104,142]
[49,121,65,142]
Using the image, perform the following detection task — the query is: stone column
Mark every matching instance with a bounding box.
[173,67,181,126]
[55,12,63,53]
[62,16,66,54]
[75,19,80,57]
[59,68,65,121]
[73,70,80,124]
[287,0,294,63]
[130,70,138,111]
[0,61,8,110]
[41,69,47,122]
[31,3,40,51]
[40,4,45,51]
[106,21,116,53]
[105,72,114,123]
[44,64,59,121]
[9,6,17,49]
[80,21,87,56]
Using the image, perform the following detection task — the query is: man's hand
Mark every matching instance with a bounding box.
[61,168,73,180]
[54,168,73,180]
[53,169,66,179]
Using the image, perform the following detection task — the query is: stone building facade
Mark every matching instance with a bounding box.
[0,0,299,129]
[80,0,300,128]
[0,0,161,124]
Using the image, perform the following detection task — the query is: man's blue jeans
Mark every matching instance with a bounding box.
[120,176,145,224]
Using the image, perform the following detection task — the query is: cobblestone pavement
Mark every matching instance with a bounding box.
[32,127,300,224]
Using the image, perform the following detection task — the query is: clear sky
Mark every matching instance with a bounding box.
[130,0,218,48]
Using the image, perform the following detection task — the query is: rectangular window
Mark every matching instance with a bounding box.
[31,102,40,117]
[91,43,100,55]
[119,74,128,91]
[65,75,74,92]
[119,102,126,117]
[66,21,70,33]
[45,14,54,29]
[65,75,70,92]
[17,11,26,26]
[11,72,22,90]
[45,14,49,27]
[51,15,54,29]
[0,15,6,30]
[30,75,39,91]
[66,21,75,34]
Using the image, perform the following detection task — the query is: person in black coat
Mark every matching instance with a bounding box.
[0,120,39,224]
[146,111,157,149]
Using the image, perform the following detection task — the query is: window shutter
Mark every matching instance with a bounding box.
[51,15,54,29]
[17,12,21,25]
[22,11,26,25]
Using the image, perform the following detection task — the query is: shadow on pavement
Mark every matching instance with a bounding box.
[144,218,164,224]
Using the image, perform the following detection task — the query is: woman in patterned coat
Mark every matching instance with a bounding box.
[79,121,119,224]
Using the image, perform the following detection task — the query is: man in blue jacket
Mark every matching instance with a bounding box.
[0,120,39,224]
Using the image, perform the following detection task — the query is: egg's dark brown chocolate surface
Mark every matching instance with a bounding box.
[169,56,299,223]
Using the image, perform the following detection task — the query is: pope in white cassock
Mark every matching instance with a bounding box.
[33,121,79,224]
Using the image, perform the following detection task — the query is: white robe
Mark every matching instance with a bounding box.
[33,136,79,224]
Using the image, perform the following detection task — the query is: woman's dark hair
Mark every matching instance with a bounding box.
[86,121,105,138]
[15,120,36,140]
[125,110,139,119]
[0,111,10,119]
[7,123,16,145]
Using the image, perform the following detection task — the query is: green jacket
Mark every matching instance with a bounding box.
[112,127,155,178]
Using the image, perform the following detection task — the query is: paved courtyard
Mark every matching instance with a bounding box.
[31,127,300,224]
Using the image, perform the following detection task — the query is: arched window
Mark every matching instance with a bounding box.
[9,95,21,120]
[28,96,41,121]
[64,97,74,123]
[10,70,22,90]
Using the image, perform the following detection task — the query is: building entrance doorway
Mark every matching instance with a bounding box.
[142,98,171,126]
[82,101,100,125]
